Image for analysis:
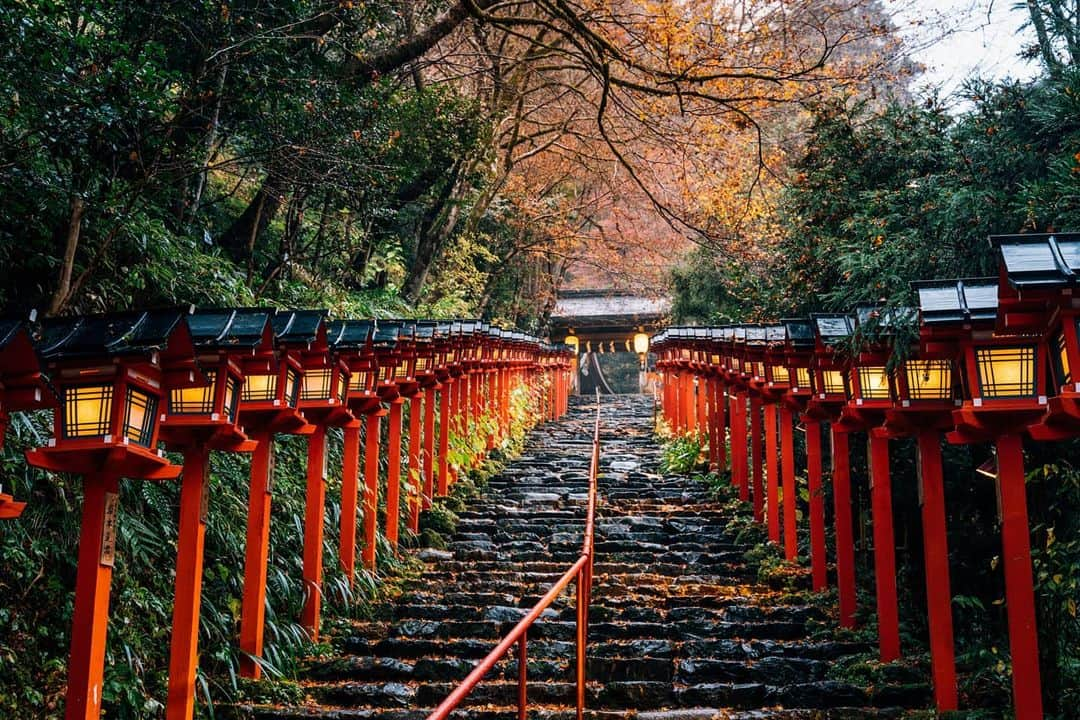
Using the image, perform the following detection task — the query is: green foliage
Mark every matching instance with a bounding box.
[660,435,707,474]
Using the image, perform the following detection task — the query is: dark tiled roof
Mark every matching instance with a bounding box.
[187,309,273,349]
[913,278,998,324]
[992,233,1080,287]
[36,309,191,360]
[782,319,815,348]
[326,320,374,349]
[811,314,855,342]
[271,310,326,345]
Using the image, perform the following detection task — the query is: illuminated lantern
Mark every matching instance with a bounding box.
[743,325,768,523]
[962,234,1067,720]
[758,324,789,545]
[0,318,53,519]
[799,313,856,593]
[286,313,354,643]
[406,321,437,532]
[633,329,650,364]
[158,308,274,720]
[907,277,1004,712]
[374,321,410,550]
[779,318,815,562]
[27,310,196,720]
[326,319,376,580]
[235,309,323,679]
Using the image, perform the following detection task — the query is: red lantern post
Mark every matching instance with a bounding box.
[805,314,856,593]
[780,319,816,563]
[327,320,376,583]
[831,305,909,647]
[27,311,196,719]
[234,310,320,678]
[904,278,1005,712]
[158,308,274,720]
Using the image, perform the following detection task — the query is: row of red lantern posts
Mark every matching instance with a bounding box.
[653,232,1080,720]
[0,309,573,720]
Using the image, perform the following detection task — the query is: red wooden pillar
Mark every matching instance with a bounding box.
[805,417,827,591]
[340,420,361,582]
[65,472,120,720]
[765,404,780,544]
[301,426,328,640]
[408,394,423,532]
[831,427,856,629]
[167,449,209,720]
[240,432,273,679]
[696,376,707,439]
[487,370,498,449]
[683,373,696,435]
[499,368,510,436]
[732,392,748,500]
[868,432,901,662]
[996,433,1043,720]
[715,381,727,472]
[449,377,461,485]
[424,385,438,503]
[385,397,404,548]
[780,406,797,561]
[438,381,452,495]
[362,409,384,570]
[916,429,958,711]
[750,395,764,522]
[706,378,719,470]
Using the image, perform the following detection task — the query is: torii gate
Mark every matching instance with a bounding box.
[549,289,669,394]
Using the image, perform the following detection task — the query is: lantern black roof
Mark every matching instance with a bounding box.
[326,320,374,349]
[913,278,998,324]
[271,310,326,346]
[186,308,273,350]
[745,325,768,345]
[372,320,401,347]
[811,314,855,343]
[415,321,437,341]
[782,319,815,348]
[35,309,192,361]
[854,304,916,330]
[765,324,786,344]
[992,233,1080,287]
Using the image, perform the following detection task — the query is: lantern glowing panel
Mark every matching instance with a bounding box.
[63,385,114,439]
[794,367,811,389]
[300,368,334,401]
[821,369,846,396]
[1052,331,1072,386]
[904,359,953,401]
[974,345,1038,399]
[123,387,157,446]
[857,366,891,400]
[169,370,217,415]
[633,332,650,356]
[242,374,277,402]
[770,365,790,384]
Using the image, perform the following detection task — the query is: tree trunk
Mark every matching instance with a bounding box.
[219,172,285,267]
[46,196,86,316]
[1027,0,1063,74]
[402,161,471,302]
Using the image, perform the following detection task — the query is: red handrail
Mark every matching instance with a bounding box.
[427,391,601,720]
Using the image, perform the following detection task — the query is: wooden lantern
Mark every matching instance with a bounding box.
[326,319,376,580]
[26,309,196,720]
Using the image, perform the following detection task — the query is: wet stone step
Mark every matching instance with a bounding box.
[260,395,927,719]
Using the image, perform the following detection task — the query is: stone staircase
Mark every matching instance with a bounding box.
[241,395,930,719]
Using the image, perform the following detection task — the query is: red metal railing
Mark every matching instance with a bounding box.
[427,392,601,720]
